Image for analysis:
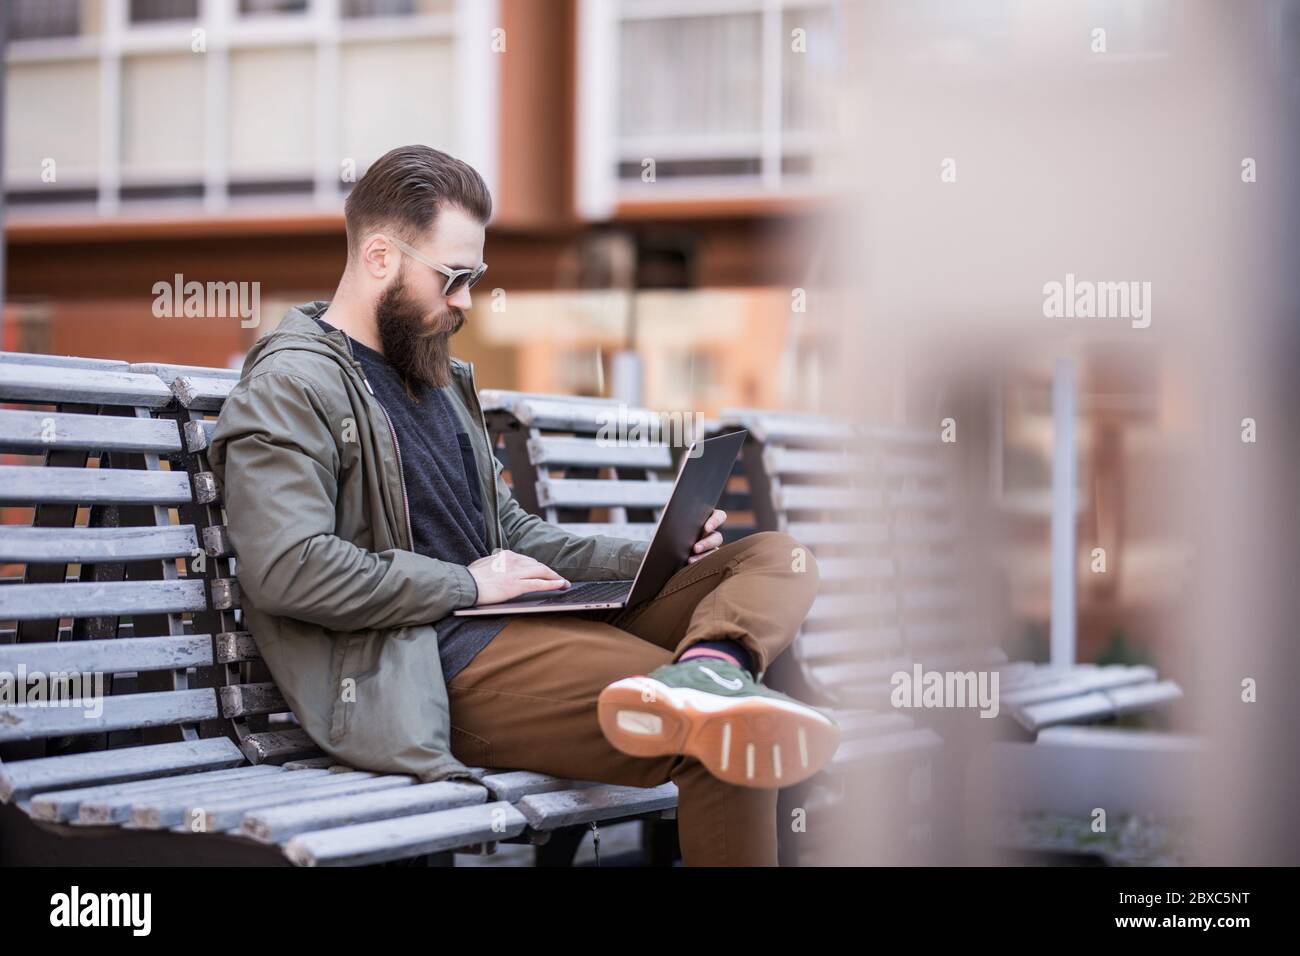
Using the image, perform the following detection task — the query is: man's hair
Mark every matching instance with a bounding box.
[344,145,492,255]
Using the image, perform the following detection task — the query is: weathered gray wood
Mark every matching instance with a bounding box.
[778,485,882,512]
[241,779,488,843]
[219,682,287,718]
[1,351,129,370]
[475,770,599,803]
[210,577,239,610]
[0,409,183,454]
[763,446,874,477]
[0,579,208,621]
[201,524,232,557]
[191,471,219,503]
[0,524,199,563]
[0,363,175,407]
[280,757,337,770]
[527,435,675,469]
[214,631,260,664]
[536,477,673,509]
[126,768,332,828]
[284,800,529,866]
[0,687,219,742]
[0,466,193,505]
[32,765,277,823]
[240,728,321,764]
[515,781,678,830]
[169,375,235,411]
[0,737,244,802]
[0,633,213,675]
[181,419,216,453]
[179,773,413,833]
[129,361,240,383]
[554,522,657,541]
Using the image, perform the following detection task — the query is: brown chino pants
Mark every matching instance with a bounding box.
[445,530,820,866]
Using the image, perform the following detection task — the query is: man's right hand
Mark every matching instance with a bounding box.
[467,550,571,606]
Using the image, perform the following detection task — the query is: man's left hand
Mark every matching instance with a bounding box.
[686,509,726,564]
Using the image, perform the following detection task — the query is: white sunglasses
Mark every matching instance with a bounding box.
[383,235,488,297]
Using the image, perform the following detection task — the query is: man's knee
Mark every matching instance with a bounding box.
[745,531,820,593]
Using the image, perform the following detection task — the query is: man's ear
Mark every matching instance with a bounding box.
[357,234,396,280]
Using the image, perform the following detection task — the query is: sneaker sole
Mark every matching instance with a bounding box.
[597,677,841,789]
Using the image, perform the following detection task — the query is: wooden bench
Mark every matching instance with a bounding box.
[480,391,945,864]
[717,406,1184,736]
[0,353,677,866]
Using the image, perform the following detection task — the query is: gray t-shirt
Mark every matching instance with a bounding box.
[314,317,507,681]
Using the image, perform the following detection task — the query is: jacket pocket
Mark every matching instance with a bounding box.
[456,432,483,516]
[328,633,366,744]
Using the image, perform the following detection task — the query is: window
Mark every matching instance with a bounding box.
[8,0,81,41]
[4,0,498,217]
[344,0,455,16]
[129,0,199,23]
[578,0,842,213]
[239,0,309,15]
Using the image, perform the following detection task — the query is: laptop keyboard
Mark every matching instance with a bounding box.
[512,580,634,606]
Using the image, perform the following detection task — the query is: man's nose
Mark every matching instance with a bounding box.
[448,285,473,311]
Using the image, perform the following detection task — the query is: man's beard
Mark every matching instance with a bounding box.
[375,270,465,396]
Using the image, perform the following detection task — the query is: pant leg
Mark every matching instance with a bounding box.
[446,613,780,866]
[607,530,820,680]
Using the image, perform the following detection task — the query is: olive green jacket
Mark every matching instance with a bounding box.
[208,303,649,785]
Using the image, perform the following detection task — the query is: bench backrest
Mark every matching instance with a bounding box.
[718,407,994,706]
[0,354,317,804]
[481,390,698,543]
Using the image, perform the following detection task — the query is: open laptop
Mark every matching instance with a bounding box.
[454,429,747,616]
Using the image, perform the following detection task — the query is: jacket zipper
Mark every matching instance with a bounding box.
[461,362,502,550]
[339,332,414,551]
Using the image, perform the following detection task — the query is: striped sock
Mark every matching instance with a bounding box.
[677,640,756,678]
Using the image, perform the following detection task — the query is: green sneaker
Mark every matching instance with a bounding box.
[597,657,841,789]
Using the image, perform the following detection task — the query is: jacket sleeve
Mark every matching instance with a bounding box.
[491,452,651,581]
[209,367,478,631]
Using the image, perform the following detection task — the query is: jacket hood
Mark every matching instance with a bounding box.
[244,300,474,386]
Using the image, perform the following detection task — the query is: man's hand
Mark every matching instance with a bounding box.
[686,509,726,565]
[468,550,571,605]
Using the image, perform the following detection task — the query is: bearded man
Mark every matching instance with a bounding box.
[208,145,837,867]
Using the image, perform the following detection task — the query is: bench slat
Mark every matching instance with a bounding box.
[0,634,213,675]
[0,687,219,742]
[219,682,288,718]
[0,525,199,563]
[0,363,175,408]
[1,351,129,370]
[0,579,208,620]
[126,768,332,828]
[553,522,657,541]
[284,801,530,866]
[515,781,678,830]
[0,409,183,454]
[170,375,235,411]
[241,778,488,844]
[34,765,279,823]
[536,477,672,509]
[129,362,240,383]
[185,773,415,833]
[0,737,244,803]
[240,728,321,764]
[527,435,675,469]
[0,466,194,505]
